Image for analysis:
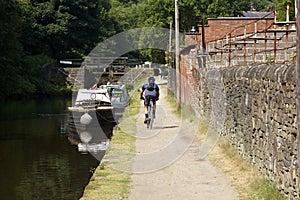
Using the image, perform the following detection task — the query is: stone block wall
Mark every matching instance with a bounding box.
[182,15,298,199]
[194,63,299,198]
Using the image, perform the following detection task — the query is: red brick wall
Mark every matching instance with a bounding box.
[186,18,274,44]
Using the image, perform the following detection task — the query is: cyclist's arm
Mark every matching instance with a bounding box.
[156,86,160,98]
[140,87,145,99]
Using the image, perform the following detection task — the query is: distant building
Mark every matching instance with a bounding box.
[185,11,274,45]
[242,11,274,18]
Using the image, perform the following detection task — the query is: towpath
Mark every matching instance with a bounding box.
[126,78,237,200]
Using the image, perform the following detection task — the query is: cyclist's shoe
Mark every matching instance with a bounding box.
[144,118,150,124]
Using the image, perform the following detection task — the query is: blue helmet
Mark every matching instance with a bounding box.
[148,77,155,83]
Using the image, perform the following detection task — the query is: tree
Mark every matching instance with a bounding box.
[109,0,143,32]
[21,0,113,59]
[275,0,295,21]
[0,0,24,97]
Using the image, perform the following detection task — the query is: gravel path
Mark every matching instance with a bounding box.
[126,79,237,200]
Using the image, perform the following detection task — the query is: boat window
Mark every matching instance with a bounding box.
[111,89,124,103]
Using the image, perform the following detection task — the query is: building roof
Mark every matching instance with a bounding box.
[242,11,274,19]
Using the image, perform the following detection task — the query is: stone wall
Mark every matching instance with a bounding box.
[181,14,299,199]
[193,63,299,198]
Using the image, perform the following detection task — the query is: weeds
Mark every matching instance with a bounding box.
[245,179,286,200]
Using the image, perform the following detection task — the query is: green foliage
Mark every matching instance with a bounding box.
[0,0,23,97]
[275,0,295,21]
[0,0,115,98]
[245,179,286,200]
[136,0,173,28]
[139,49,166,64]
[20,0,113,58]
[290,51,296,61]
[109,0,143,31]
[20,54,55,95]
[0,0,282,98]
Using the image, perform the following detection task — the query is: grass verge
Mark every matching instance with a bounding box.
[80,78,146,200]
[80,127,135,200]
[165,88,181,116]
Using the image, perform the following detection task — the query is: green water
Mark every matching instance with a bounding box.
[0,97,99,200]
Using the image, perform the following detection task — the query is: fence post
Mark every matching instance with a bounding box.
[274,31,277,63]
[228,33,231,67]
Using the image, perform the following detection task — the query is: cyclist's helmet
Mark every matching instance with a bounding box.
[148,77,155,83]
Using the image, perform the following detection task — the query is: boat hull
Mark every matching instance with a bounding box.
[67,106,116,145]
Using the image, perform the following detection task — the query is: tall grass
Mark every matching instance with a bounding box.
[245,179,286,200]
[165,88,181,116]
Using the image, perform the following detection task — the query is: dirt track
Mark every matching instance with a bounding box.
[126,79,237,200]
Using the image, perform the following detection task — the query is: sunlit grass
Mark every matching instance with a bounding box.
[127,87,142,117]
[245,179,286,200]
[81,127,134,200]
[165,88,181,116]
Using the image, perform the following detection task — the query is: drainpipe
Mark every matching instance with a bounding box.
[175,0,181,109]
[296,0,298,19]
[201,18,206,69]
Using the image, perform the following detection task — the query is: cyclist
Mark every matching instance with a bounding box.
[140,77,160,123]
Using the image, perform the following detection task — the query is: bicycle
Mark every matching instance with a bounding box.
[146,100,154,129]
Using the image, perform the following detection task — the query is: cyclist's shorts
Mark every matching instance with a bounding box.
[144,95,157,106]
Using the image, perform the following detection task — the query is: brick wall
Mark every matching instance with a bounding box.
[185,17,274,44]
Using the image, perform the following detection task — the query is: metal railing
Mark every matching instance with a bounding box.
[200,15,297,69]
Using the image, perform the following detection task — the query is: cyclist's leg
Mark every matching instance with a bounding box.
[144,96,150,123]
[151,96,157,118]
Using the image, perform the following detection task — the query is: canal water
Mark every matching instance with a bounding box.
[0,97,100,200]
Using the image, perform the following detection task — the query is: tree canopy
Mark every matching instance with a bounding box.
[1,0,286,98]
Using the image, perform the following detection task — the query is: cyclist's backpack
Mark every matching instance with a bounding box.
[147,82,155,91]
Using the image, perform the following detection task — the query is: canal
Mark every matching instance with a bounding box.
[0,97,100,200]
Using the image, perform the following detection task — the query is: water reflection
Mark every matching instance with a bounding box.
[0,97,99,200]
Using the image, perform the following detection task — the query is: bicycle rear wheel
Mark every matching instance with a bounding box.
[149,116,154,129]
[146,118,150,128]
[149,103,154,129]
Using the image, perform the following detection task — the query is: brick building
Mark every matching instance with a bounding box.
[185,11,274,45]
